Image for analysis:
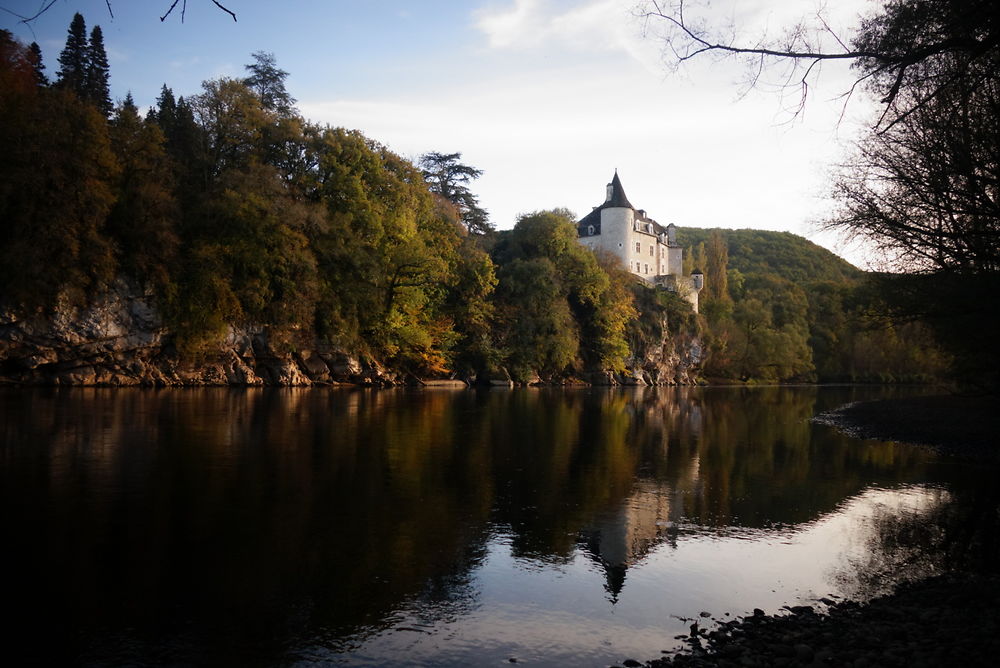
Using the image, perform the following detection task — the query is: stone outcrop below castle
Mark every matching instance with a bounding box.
[0,282,402,387]
[587,330,702,387]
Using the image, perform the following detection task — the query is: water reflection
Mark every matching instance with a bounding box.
[0,385,989,666]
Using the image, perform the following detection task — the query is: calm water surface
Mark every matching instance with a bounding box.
[1,386,995,666]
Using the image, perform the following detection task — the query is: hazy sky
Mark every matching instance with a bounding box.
[3,0,879,263]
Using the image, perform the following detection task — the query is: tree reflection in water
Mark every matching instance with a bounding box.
[0,385,989,665]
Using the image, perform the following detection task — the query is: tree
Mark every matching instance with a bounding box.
[85,24,112,116]
[0,81,119,307]
[28,42,46,86]
[701,230,733,323]
[419,151,493,234]
[495,257,579,380]
[55,12,88,95]
[191,77,270,178]
[243,51,296,115]
[107,94,180,292]
[492,210,635,378]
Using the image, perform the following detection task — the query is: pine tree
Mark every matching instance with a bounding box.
[151,84,177,134]
[85,25,111,116]
[55,12,87,95]
[243,51,295,115]
[28,42,47,86]
[120,91,136,114]
[418,152,493,234]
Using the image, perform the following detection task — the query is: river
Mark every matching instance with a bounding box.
[0,385,992,666]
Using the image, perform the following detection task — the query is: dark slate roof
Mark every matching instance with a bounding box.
[578,206,602,235]
[607,170,633,209]
[577,171,674,239]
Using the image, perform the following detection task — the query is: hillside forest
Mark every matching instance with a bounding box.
[0,17,949,385]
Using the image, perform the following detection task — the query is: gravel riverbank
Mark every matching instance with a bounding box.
[631,393,1000,668]
[643,573,1000,667]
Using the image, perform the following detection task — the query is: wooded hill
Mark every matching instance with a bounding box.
[675,227,947,383]
[677,228,861,285]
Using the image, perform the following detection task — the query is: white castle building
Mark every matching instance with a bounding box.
[577,171,704,313]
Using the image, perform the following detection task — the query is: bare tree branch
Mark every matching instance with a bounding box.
[641,0,1000,130]
[0,0,236,25]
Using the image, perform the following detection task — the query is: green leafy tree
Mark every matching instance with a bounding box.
[0,78,119,307]
[701,230,733,322]
[191,77,271,179]
[492,210,634,377]
[106,94,180,292]
[307,127,464,373]
[446,239,499,376]
[495,257,579,380]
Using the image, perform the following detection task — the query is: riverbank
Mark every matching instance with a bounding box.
[814,393,1000,460]
[645,572,1000,667]
[639,393,1000,667]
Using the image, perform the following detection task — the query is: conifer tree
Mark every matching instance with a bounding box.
[418,152,493,234]
[28,42,47,86]
[85,25,111,116]
[55,12,87,95]
[153,84,177,131]
[243,51,295,115]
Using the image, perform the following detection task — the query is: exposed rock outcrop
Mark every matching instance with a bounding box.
[0,283,403,387]
[586,328,703,387]
[1,283,702,387]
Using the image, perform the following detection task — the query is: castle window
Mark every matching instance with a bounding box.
[635,242,641,253]
[587,225,594,235]
[649,246,653,256]
[644,263,649,274]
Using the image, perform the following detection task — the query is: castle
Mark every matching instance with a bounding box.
[576,172,703,313]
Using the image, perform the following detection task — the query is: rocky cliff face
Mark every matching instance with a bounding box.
[583,314,703,387]
[628,329,703,386]
[0,283,400,387]
[0,283,703,387]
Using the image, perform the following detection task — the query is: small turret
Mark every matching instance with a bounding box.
[691,269,704,291]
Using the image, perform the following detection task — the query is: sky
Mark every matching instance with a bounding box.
[2,0,880,265]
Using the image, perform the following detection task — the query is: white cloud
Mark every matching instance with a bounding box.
[474,0,663,73]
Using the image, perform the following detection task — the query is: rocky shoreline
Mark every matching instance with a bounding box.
[630,393,1000,668]
[642,573,1000,667]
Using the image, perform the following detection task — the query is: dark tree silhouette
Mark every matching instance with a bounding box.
[28,41,46,85]
[55,12,87,95]
[85,24,111,116]
[419,152,492,235]
[244,51,295,115]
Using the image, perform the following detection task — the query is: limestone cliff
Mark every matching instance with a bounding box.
[0,282,702,387]
[0,282,400,387]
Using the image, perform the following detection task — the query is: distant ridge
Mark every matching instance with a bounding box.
[676,228,861,284]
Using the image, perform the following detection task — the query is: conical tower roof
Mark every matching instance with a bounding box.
[606,170,634,209]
